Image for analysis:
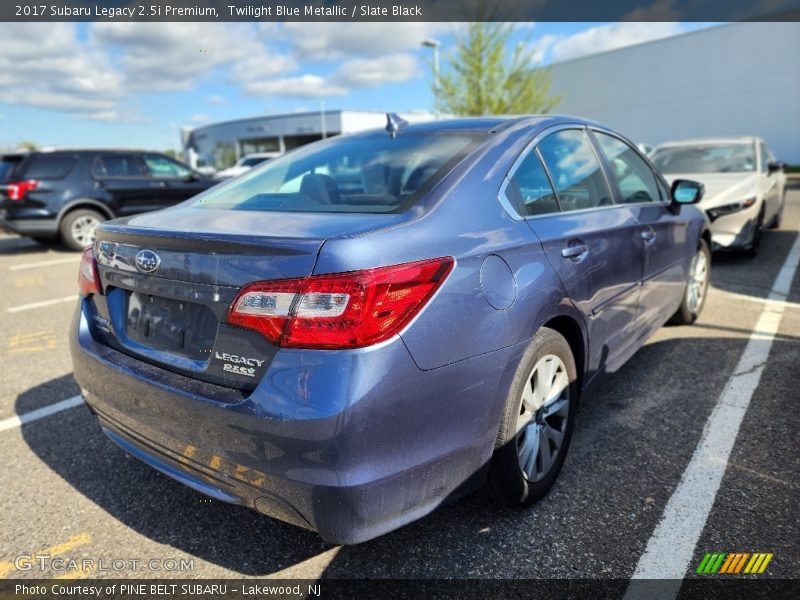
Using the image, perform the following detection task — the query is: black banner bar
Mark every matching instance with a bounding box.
[2,579,798,600]
[3,0,800,22]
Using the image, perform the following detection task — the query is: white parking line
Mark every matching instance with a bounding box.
[716,288,798,311]
[0,396,83,433]
[9,256,80,271]
[627,233,800,587]
[7,295,76,313]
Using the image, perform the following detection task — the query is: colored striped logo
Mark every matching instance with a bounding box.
[696,552,773,574]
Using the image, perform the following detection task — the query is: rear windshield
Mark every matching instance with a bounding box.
[651,143,756,174]
[20,155,77,180]
[190,132,482,214]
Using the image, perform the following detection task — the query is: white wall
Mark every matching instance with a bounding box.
[549,23,800,163]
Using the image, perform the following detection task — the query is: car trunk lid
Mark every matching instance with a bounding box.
[88,206,407,392]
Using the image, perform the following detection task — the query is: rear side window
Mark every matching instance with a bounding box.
[143,154,192,178]
[507,150,559,216]
[95,155,144,178]
[21,155,76,180]
[593,132,662,204]
[537,130,614,212]
[190,133,482,214]
[0,157,24,181]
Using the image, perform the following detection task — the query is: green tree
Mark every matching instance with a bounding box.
[17,140,39,151]
[434,23,561,116]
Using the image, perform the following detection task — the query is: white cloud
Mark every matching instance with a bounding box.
[529,34,559,64]
[0,23,124,117]
[282,22,448,60]
[206,94,228,105]
[332,54,419,88]
[190,114,212,123]
[242,75,348,99]
[548,23,685,63]
[90,23,295,92]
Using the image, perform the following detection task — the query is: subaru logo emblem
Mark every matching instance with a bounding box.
[135,249,161,273]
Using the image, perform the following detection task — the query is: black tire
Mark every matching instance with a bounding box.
[744,208,765,258]
[487,327,578,506]
[59,208,105,251]
[671,239,711,325]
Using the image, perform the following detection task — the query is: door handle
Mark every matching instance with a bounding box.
[561,244,589,260]
[641,229,656,244]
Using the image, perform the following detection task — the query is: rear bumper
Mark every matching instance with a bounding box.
[70,299,519,544]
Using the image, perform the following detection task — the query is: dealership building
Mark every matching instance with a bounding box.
[182,110,435,171]
[547,22,800,164]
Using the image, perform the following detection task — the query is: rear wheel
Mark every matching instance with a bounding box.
[671,239,710,325]
[487,328,578,506]
[59,208,105,251]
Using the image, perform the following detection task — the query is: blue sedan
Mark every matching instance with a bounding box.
[70,115,710,544]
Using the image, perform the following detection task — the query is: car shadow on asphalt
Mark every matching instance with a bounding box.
[707,228,800,305]
[0,236,69,256]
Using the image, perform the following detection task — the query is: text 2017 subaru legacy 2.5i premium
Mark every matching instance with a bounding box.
[70,116,710,544]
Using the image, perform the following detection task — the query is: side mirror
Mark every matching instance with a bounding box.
[767,160,786,174]
[671,179,704,205]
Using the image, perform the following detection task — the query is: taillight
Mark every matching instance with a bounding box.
[6,180,38,201]
[78,246,102,297]
[228,257,454,349]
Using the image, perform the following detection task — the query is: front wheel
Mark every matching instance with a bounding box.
[769,194,785,230]
[671,239,710,325]
[487,328,578,506]
[744,208,765,257]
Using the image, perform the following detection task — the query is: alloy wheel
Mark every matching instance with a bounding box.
[686,249,709,314]
[516,354,570,482]
[70,215,101,247]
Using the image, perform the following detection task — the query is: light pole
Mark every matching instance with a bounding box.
[422,38,442,119]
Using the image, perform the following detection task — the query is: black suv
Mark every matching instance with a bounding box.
[0,149,217,250]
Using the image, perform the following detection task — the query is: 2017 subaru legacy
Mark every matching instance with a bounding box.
[70,116,710,544]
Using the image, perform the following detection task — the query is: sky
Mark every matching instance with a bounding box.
[0,21,718,152]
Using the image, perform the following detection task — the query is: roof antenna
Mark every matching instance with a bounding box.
[385,113,409,139]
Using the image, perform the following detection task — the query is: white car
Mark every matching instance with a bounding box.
[214,152,281,180]
[651,137,787,254]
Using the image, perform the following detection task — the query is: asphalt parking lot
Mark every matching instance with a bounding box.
[1,191,798,582]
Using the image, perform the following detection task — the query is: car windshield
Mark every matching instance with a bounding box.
[651,143,756,174]
[190,132,482,214]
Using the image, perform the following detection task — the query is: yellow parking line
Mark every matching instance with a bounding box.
[54,563,95,580]
[0,533,92,577]
[14,274,46,288]
[7,330,57,354]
